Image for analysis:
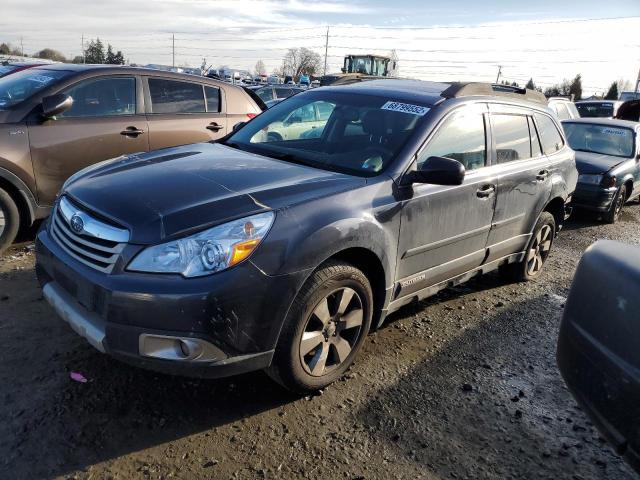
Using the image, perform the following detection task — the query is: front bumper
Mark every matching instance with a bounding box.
[36,227,305,378]
[572,183,617,212]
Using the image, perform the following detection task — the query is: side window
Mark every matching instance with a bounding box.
[492,114,531,163]
[535,113,564,155]
[148,78,205,114]
[205,86,220,113]
[528,117,542,157]
[275,88,295,99]
[59,77,135,118]
[287,104,317,123]
[418,108,486,171]
[316,101,335,121]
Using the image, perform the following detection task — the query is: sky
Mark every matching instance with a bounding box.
[1,0,639,95]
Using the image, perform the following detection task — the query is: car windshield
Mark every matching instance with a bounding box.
[563,122,635,158]
[226,91,428,176]
[576,102,614,118]
[0,68,72,109]
[619,92,640,102]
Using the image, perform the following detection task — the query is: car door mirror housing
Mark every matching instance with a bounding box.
[42,94,73,118]
[405,156,466,186]
[232,121,246,132]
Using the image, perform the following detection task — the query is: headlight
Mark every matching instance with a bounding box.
[578,174,603,185]
[127,212,274,277]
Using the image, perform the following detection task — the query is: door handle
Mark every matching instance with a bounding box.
[476,184,496,198]
[206,122,223,132]
[120,127,145,137]
[536,169,550,181]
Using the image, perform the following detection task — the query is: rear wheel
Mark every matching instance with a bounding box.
[267,261,373,393]
[499,212,555,282]
[0,188,20,256]
[603,184,627,224]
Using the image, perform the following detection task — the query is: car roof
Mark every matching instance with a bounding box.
[28,63,241,90]
[318,79,550,108]
[561,117,639,129]
[547,97,573,102]
[575,100,622,105]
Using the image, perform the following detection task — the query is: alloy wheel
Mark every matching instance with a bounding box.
[0,205,5,238]
[526,224,552,276]
[613,189,625,218]
[299,287,364,377]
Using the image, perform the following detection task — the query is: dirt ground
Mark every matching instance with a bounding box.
[1,207,639,480]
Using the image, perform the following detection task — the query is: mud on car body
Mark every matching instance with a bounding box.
[36,80,577,393]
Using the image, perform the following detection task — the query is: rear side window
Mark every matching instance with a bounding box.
[205,86,220,112]
[418,108,486,171]
[554,103,570,120]
[148,78,205,114]
[275,88,296,99]
[534,113,564,154]
[60,77,135,118]
[492,114,531,163]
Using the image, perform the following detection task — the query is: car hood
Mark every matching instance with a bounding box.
[64,143,364,244]
[575,151,627,175]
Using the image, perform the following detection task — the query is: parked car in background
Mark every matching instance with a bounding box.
[619,91,640,102]
[36,80,576,393]
[576,100,623,118]
[562,118,640,222]
[547,97,580,120]
[299,74,310,88]
[616,100,640,122]
[0,61,47,78]
[558,240,640,474]
[255,85,304,105]
[0,64,262,253]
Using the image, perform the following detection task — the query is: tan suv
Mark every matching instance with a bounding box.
[0,64,263,253]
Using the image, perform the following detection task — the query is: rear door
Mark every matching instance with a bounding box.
[395,103,496,296]
[144,77,227,150]
[484,106,552,263]
[27,74,148,205]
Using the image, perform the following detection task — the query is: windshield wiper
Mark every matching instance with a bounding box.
[264,150,314,167]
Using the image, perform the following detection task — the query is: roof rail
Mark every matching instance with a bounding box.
[440,82,548,105]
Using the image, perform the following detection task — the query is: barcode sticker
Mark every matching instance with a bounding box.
[381,101,430,116]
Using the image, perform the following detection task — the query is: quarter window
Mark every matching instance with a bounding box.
[554,103,571,120]
[492,114,531,163]
[534,113,564,154]
[148,78,205,114]
[59,77,135,118]
[418,109,486,171]
[528,117,542,157]
[205,86,220,113]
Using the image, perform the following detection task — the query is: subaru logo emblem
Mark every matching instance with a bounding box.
[70,214,84,234]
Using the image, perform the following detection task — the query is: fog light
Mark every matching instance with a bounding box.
[139,334,227,362]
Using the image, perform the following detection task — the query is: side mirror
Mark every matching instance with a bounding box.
[232,121,246,132]
[42,94,73,118]
[404,156,465,186]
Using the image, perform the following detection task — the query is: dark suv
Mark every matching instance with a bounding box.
[0,64,262,253]
[36,80,577,393]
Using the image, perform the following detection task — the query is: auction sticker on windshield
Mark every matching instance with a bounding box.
[381,101,430,116]
[601,128,627,136]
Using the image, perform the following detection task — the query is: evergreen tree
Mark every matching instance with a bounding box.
[604,82,619,100]
[569,74,582,101]
[84,38,105,64]
[525,78,535,90]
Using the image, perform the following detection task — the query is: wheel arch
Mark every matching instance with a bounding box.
[0,167,38,228]
[543,196,566,233]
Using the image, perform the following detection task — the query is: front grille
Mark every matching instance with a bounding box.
[50,197,129,273]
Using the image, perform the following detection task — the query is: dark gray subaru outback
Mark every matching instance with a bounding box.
[36,80,577,393]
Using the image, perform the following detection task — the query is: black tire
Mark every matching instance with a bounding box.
[499,211,555,282]
[267,261,373,394]
[0,188,20,256]
[603,184,627,224]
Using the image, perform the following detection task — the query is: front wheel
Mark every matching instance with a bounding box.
[0,188,20,256]
[499,211,555,282]
[603,184,627,224]
[267,261,373,393]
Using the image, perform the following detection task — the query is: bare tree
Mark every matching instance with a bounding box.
[254,60,266,76]
[282,48,322,80]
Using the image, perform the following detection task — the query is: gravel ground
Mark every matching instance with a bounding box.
[1,206,639,480]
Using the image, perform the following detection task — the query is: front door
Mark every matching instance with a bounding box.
[145,77,227,150]
[396,104,496,297]
[27,75,148,205]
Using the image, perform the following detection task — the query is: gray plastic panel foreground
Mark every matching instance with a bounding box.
[43,282,106,353]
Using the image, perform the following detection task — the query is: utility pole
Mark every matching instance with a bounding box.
[20,37,24,57]
[323,26,329,76]
[635,66,640,94]
[82,34,85,63]
[495,65,502,84]
[172,34,175,68]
